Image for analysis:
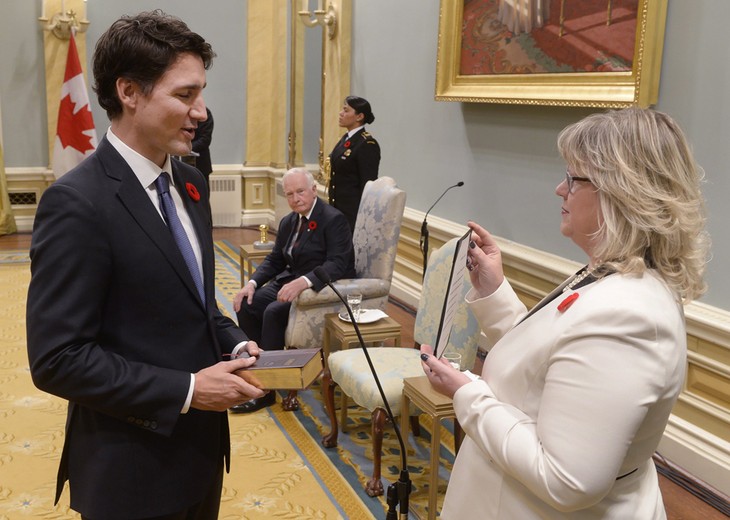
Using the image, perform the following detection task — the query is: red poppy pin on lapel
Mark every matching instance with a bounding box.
[344,140,351,148]
[185,182,200,202]
[558,293,579,313]
[308,220,317,231]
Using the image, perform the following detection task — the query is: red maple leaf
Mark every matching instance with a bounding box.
[57,95,95,154]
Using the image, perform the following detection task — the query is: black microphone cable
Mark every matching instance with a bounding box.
[420,181,464,280]
[313,267,411,519]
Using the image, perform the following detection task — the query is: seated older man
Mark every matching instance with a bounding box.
[231,168,355,412]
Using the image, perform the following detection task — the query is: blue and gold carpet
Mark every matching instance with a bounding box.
[215,240,457,519]
[0,242,455,519]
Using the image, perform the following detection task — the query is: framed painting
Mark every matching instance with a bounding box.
[435,0,668,107]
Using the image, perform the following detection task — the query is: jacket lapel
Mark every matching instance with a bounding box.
[282,212,298,265]
[99,140,204,310]
[292,198,323,255]
[514,276,574,327]
[172,165,212,306]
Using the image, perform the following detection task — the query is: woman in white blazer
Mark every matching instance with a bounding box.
[421,107,709,519]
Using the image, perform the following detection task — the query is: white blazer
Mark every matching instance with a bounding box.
[442,270,685,519]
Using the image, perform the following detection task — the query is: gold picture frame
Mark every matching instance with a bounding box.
[435,0,668,108]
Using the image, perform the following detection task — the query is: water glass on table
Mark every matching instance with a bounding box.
[346,292,362,322]
[442,352,462,371]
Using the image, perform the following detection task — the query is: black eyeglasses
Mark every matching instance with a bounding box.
[565,170,592,193]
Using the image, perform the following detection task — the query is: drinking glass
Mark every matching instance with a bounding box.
[442,352,462,371]
[346,293,363,322]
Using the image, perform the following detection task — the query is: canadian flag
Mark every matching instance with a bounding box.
[52,32,97,179]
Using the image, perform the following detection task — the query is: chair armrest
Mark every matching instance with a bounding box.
[295,278,391,307]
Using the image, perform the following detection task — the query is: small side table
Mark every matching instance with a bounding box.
[401,375,462,520]
[323,312,402,361]
[323,312,402,429]
[239,244,270,285]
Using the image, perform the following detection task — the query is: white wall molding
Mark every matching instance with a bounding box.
[659,415,730,496]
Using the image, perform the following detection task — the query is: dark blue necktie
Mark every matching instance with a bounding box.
[154,172,205,305]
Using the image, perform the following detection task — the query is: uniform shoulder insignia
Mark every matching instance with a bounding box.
[361,131,377,144]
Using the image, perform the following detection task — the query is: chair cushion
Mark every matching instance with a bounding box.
[328,348,424,413]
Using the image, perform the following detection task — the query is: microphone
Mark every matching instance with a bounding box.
[424,181,464,220]
[420,181,465,280]
[313,267,411,520]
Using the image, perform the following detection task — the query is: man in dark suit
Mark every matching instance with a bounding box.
[191,107,214,185]
[232,167,356,412]
[26,12,263,520]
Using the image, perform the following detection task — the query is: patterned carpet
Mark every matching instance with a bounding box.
[0,243,456,519]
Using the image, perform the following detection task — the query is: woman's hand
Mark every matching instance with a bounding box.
[419,345,472,399]
[466,221,504,298]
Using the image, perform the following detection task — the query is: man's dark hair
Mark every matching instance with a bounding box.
[92,10,216,120]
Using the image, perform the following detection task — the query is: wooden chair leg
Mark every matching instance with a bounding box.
[282,390,300,411]
[365,407,386,497]
[410,415,421,437]
[321,369,339,448]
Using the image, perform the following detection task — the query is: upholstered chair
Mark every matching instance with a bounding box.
[279,177,406,410]
[321,236,481,497]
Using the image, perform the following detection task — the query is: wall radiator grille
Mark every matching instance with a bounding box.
[209,175,242,227]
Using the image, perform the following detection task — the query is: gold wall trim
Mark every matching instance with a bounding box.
[245,1,288,167]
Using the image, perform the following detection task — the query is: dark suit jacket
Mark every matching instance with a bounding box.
[191,107,213,177]
[26,136,248,519]
[327,128,380,231]
[252,198,355,291]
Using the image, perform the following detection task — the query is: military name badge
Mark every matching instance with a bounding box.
[344,149,352,157]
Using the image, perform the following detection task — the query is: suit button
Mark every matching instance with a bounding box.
[143,420,150,428]
[135,419,143,426]
[127,416,135,423]
[150,421,158,430]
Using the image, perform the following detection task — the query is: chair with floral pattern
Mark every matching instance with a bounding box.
[320,236,481,496]
[280,177,406,410]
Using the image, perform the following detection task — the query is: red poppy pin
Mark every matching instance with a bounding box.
[344,140,351,148]
[557,293,579,313]
[185,182,200,202]
[308,220,317,231]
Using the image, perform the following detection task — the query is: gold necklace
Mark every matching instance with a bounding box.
[562,267,595,293]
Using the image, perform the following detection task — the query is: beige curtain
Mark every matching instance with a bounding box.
[0,101,18,236]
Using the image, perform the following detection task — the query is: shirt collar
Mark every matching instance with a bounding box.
[346,125,364,139]
[299,197,317,220]
[106,127,174,189]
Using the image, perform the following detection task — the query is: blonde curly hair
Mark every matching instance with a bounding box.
[557,107,709,302]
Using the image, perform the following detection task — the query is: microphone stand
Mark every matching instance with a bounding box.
[420,182,464,281]
[420,218,429,283]
[313,268,411,519]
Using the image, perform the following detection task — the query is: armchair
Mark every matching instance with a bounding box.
[280,177,406,410]
[320,236,482,497]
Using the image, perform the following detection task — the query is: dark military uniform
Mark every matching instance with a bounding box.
[327,127,380,232]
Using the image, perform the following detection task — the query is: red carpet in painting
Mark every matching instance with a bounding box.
[461,0,638,74]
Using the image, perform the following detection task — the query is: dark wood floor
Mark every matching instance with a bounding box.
[3,228,727,519]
